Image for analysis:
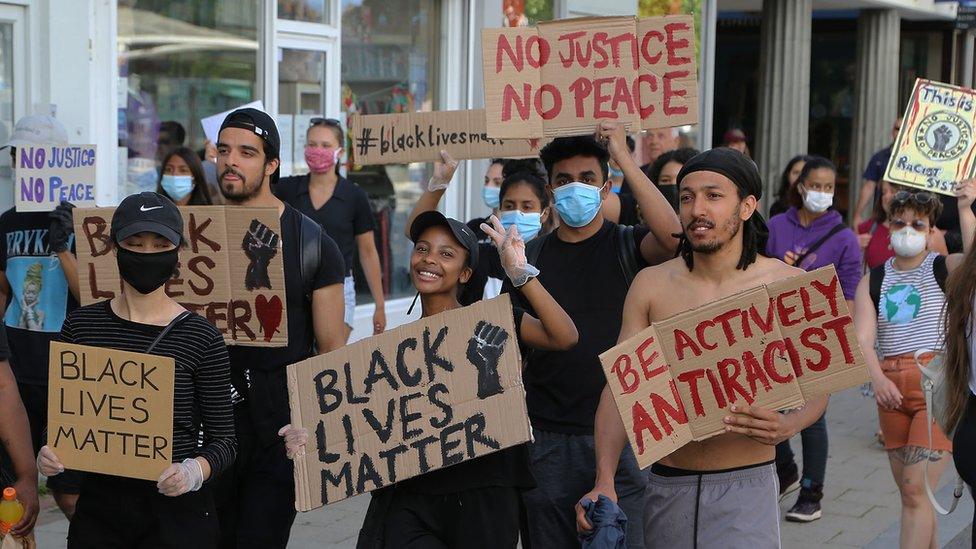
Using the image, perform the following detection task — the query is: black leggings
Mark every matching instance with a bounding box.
[951,394,976,549]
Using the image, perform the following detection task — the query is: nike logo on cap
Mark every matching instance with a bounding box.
[140,205,163,212]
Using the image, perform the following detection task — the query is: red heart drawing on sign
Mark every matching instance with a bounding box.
[255,295,283,342]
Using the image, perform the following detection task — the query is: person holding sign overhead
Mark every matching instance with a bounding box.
[0,114,83,520]
[211,108,346,549]
[580,148,829,548]
[281,211,577,548]
[36,192,236,547]
[854,182,975,549]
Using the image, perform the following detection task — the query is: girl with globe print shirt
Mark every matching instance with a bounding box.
[853,182,975,549]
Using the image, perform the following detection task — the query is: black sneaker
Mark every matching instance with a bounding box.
[785,486,823,522]
[777,462,800,501]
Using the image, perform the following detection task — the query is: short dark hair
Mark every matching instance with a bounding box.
[500,158,549,209]
[157,147,213,205]
[890,191,944,226]
[789,156,836,209]
[539,136,609,184]
[647,147,699,185]
[159,121,186,146]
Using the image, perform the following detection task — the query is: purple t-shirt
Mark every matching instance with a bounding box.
[765,207,862,300]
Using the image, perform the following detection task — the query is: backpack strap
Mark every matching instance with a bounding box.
[917,349,965,515]
[146,311,192,354]
[298,212,323,300]
[869,264,885,313]
[616,224,639,286]
[792,222,848,268]
[933,254,949,294]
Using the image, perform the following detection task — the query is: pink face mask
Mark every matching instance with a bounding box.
[305,146,339,174]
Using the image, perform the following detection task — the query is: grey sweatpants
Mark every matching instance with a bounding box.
[521,428,645,549]
[644,463,781,549]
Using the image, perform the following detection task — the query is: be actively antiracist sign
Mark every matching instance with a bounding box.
[15,145,97,212]
[287,295,530,510]
[72,206,288,347]
[482,15,699,138]
[600,267,868,469]
[349,110,547,165]
[885,78,976,196]
[47,342,175,481]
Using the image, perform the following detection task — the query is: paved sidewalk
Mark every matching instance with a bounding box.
[33,387,973,548]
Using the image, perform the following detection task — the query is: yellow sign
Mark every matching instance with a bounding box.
[885,78,976,196]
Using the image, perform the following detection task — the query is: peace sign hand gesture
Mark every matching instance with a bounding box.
[480,214,539,287]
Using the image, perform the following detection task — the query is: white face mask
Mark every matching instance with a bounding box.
[890,226,928,258]
[802,190,833,213]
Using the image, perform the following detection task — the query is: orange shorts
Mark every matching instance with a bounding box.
[877,353,953,452]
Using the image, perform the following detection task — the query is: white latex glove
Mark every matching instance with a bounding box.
[157,458,204,497]
[37,445,64,477]
[480,215,540,287]
[425,149,459,192]
[278,424,309,460]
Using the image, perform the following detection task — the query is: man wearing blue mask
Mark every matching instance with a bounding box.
[508,121,681,548]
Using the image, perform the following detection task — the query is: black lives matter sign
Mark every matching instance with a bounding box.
[47,342,175,481]
[287,295,531,510]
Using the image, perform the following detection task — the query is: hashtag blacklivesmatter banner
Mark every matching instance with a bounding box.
[885,78,976,196]
[483,15,699,138]
[287,295,530,510]
[349,110,547,165]
[72,206,288,347]
[600,266,868,469]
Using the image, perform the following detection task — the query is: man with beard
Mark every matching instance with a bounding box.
[578,148,829,548]
[212,108,346,548]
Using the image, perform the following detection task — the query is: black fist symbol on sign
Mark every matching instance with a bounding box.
[466,321,509,399]
[242,219,280,290]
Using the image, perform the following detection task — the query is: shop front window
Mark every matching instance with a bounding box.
[278,0,332,25]
[117,0,260,200]
[341,0,440,303]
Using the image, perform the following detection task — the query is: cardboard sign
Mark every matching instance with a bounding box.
[72,206,288,347]
[482,15,699,138]
[287,295,530,510]
[349,110,546,165]
[885,78,976,196]
[600,267,868,469]
[47,342,175,481]
[15,145,97,212]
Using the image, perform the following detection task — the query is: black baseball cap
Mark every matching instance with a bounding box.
[111,192,183,246]
[219,108,280,159]
[409,211,479,268]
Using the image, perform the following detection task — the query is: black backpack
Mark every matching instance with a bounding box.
[525,224,641,286]
[297,210,323,300]
[869,254,948,311]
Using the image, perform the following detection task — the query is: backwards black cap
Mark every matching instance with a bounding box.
[674,147,768,270]
[220,107,281,186]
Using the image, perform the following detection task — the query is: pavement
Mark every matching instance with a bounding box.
[31,386,974,548]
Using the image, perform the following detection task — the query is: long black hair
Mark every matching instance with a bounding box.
[772,155,811,211]
[157,147,213,205]
[788,156,836,209]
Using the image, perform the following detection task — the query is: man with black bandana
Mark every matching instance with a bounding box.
[212,108,346,548]
[579,148,830,548]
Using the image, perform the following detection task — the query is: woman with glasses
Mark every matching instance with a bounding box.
[765,156,863,522]
[275,118,386,340]
[854,183,975,548]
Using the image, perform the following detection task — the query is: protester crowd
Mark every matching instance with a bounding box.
[1,107,976,549]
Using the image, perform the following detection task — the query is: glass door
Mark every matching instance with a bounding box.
[0,4,25,213]
[276,39,336,177]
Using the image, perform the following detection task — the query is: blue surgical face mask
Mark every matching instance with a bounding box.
[482,185,501,209]
[553,182,604,228]
[161,174,194,201]
[609,166,624,179]
[499,209,543,241]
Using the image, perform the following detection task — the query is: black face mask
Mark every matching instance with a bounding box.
[115,246,178,295]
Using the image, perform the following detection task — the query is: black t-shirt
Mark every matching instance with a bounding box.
[506,220,650,434]
[0,323,11,361]
[460,242,505,306]
[229,204,345,444]
[275,175,375,274]
[936,194,976,254]
[397,308,533,494]
[0,208,79,385]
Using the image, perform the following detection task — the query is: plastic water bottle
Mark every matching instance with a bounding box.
[0,487,24,534]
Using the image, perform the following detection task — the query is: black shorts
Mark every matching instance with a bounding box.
[383,486,520,549]
[14,382,84,494]
[68,473,217,548]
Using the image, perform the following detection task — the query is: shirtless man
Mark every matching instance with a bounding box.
[577,147,830,548]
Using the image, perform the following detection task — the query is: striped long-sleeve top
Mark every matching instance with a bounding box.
[59,300,236,477]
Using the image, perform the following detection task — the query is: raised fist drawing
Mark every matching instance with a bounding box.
[932,125,952,152]
[466,321,509,399]
[242,219,280,290]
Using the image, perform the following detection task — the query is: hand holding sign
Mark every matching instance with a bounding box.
[48,201,76,253]
[156,458,204,497]
[467,321,509,399]
[36,445,64,477]
[426,150,459,192]
[242,219,280,291]
[957,178,976,209]
[722,404,800,446]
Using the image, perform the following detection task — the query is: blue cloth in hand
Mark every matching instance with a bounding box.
[578,494,628,549]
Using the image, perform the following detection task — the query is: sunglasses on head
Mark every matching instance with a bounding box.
[310,117,342,128]
[892,190,935,206]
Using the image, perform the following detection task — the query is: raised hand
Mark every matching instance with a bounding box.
[480,215,539,287]
[957,178,975,210]
[466,320,509,399]
[48,201,76,253]
[427,149,459,192]
[242,219,280,290]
